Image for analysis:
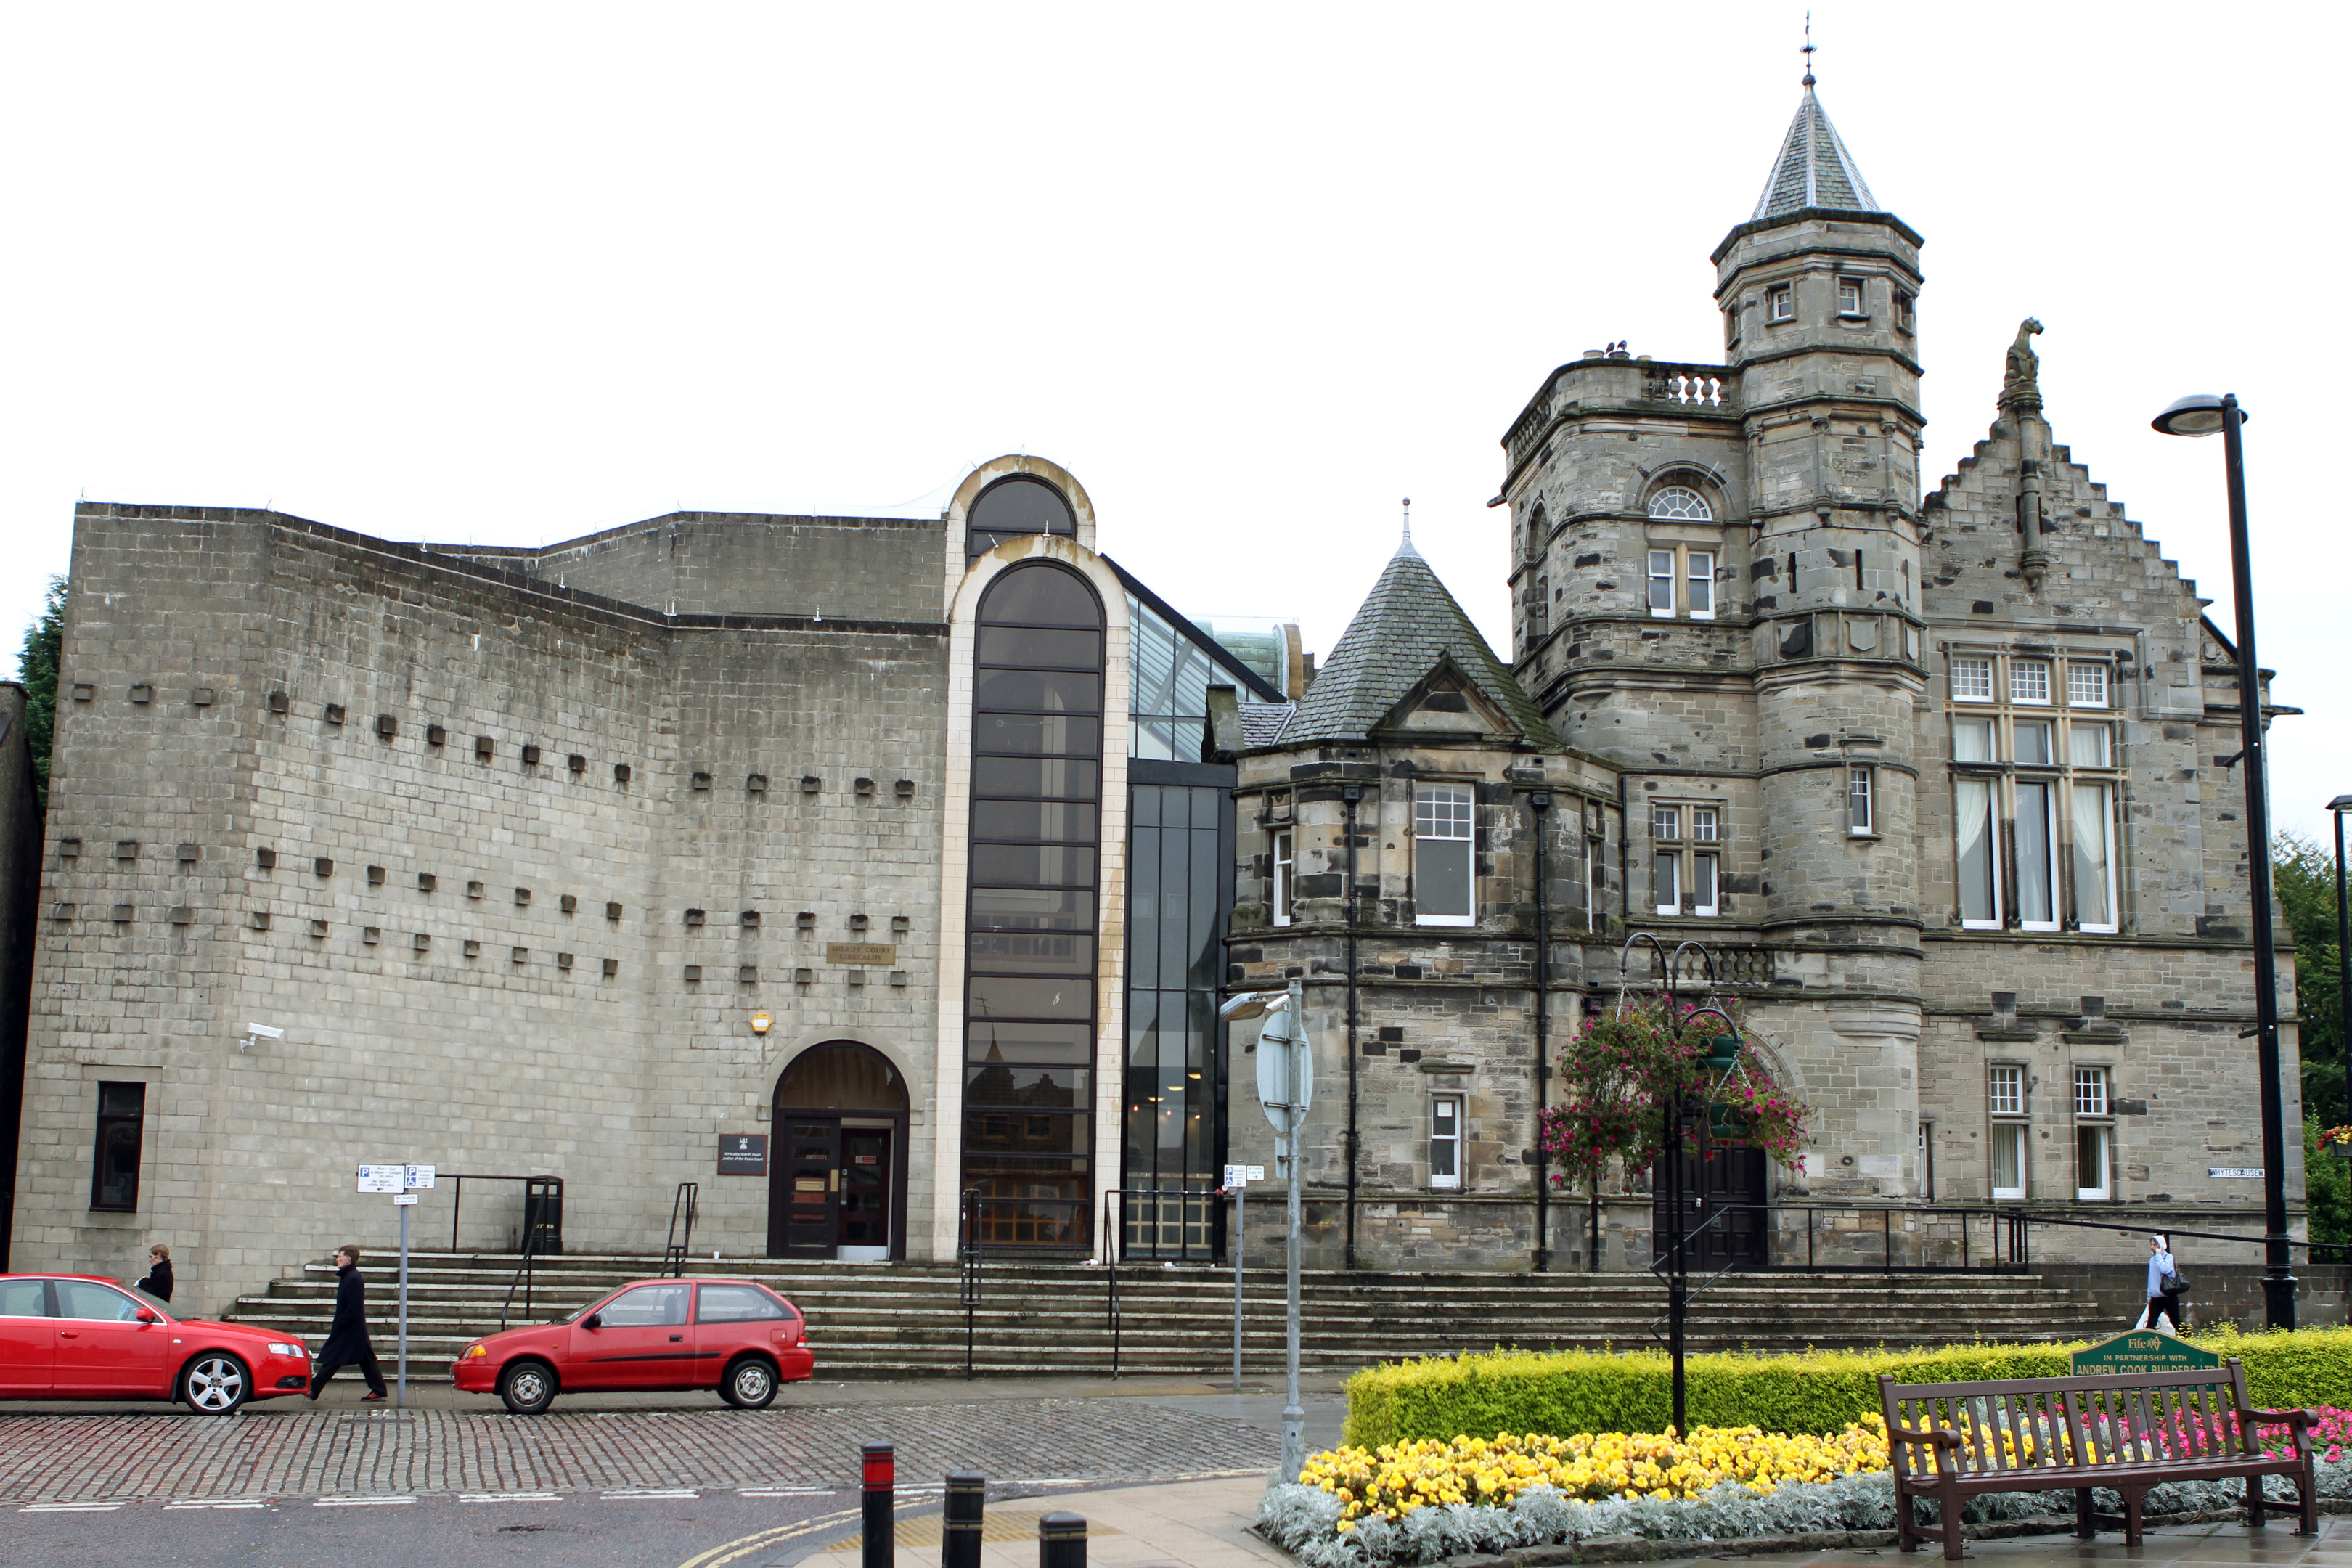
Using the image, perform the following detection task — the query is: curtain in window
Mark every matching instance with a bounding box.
[2072,783,2114,928]
[1956,777,1996,923]
[2016,781,2054,925]
[1991,1124,2024,1195]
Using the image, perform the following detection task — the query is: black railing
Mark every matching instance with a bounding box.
[663,1182,699,1276]
[442,1172,563,1254]
[1102,1194,1122,1380]
[497,1228,542,1331]
[957,1193,1088,1250]
[957,1188,984,1381]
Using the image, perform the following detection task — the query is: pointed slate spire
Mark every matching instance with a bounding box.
[1281,536,1557,750]
[1396,497,1421,560]
[1751,81,1878,221]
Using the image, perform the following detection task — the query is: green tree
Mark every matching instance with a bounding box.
[2277,833,2345,1128]
[2305,1116,2350,1249]
[12,574,62,811]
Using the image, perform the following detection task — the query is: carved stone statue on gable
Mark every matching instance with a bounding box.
[2000,317,2044,412]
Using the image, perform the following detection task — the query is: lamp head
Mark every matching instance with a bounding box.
[1218,991,1287,1024]
[2152,394,2244,437]
[2329,794,2352,814]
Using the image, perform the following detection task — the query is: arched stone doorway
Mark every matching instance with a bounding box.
[770,1042,910,1262]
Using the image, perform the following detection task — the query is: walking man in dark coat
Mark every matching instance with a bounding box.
[308,1245,388,1401]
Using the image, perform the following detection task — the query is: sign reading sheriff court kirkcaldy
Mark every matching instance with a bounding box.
[2070,1330,2224,1376]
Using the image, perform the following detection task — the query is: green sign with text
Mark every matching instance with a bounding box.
[2070,1330,2224,1376]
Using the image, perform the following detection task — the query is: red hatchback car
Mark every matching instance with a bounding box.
[453,1277,813,1414]
[0,1273,313,1413]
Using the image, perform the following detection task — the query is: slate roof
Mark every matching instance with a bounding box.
[1238,701,1296,748]
[1275,539,1559,751]
[1752,84,1879,221]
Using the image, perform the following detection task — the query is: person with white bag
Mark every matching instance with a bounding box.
[2136,1233,2183,1331]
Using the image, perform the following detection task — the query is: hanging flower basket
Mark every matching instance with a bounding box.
[2322,1125,2352,1160]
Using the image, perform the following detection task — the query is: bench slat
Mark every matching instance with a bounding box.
[1885,1368,2238,1400]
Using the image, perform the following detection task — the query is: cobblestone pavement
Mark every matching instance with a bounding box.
[0,1399,1279,1505]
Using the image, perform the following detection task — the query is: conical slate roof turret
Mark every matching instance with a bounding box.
[1279,527,1557,750]
[1752,81,1879,221]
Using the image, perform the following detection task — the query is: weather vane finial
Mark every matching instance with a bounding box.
[1801,11,1816,89]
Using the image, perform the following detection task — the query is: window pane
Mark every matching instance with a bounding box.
[1952,658,1993,702]
[973,756,1098,800]
[967,1021,1092,1064]
[604,1283,690,1327]
[2014,721,2051,766]
[2012,660,2051,704]
[97,1122,142,1210]
[698,1284,787,1323]
[968,975,1092,1021]
[976,554,1093,620]
[1654,851,1680,914]
[973,800,1099,844]
[2017,781,2055,924]
[965,1110,1089,1155]
[1687,552,1714,614]
[976,626,1102,669]
[1952,716,1996,763]
[0,1279,45,1317]
[973,669,1101,714]
[2073,1067,2107,1116]
[1988,1066,2022,1116]
[1413,786,1472,839]
[2071,783,2114,928]
[2067,661,2109,708]
[1647,552,1674,612]
[1848,768,1872,832]
[1653,807,1680,841]
[965,1066,1088,1108]
[1956,777,1996,923]
[1692,853,1718,911]
[971,844,1097,888]
[55,1281,142,1320]
[1993,1124,2025,1193]
[1648,489,1712,522]
[968,931,1095,975]
[969,886,1093,932]
[1418,839,1472,918]
[974,714,1101,757]
[2076,1124,2110,1198]
[1690,808,1718,842]
[2068,722,2112,768]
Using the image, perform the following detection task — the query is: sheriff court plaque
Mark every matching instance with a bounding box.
[825,942,896,966]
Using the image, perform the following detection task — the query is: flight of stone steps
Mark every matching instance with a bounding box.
[222,1250,2115,1383]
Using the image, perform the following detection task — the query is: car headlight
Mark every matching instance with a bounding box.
[266,1342,307,1358]
[460,1344,487,1360]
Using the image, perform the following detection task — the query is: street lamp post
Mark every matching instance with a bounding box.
[2330,796,2352,1126]
[2153,393,2294,1328]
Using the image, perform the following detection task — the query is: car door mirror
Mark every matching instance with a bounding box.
[135,1310,158,1324]
[581,1312,603,1330]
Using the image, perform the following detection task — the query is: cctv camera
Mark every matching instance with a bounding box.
[247,1023,285,1040]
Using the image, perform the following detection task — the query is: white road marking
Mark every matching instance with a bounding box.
[460,1492,562,1503]
[314,1495,417,1507]
[602,1487,698,1500]
[739,1486,836,1497]
[166,1500,269,1510]
[22,1501,124,1513]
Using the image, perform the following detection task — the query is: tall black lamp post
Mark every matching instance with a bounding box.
[2330,795,2352,1125]
[2153,393,2294,1328]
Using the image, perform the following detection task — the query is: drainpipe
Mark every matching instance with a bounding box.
[1530,789,1553,1272]
[1342,781,1363,1271]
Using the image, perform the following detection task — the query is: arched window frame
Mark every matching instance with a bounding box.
[965,474,1078,558]
[1643,482,1720,624]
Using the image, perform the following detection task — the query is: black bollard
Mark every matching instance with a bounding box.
[862,1442,895,1568]
[1038,1511,1087,1568]
[942,1471,985,1568]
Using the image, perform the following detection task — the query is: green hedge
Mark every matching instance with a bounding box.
[1340,1327,2352,1449]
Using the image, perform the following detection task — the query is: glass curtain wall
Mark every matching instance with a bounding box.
[1124,783,1226,1254]
[963,563,1103,1248]
[1129,595,1217,761]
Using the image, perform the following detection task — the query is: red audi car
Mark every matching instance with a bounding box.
[452,1276,814,1414]
[0,1273,314,1413]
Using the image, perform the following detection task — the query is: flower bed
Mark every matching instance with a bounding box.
[1259,1413,2352,1567]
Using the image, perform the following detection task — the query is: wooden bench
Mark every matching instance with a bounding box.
[1878,1362,2316,1560]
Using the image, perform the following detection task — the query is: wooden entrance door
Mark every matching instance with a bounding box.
[771,1119,840,1257]
[839,1128,892,1251]
[1651,1129,1768,1270]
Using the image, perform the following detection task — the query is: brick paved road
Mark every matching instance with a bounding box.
[0,1399,1278,1505]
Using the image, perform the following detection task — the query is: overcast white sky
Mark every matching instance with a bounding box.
[2,4,2344,841]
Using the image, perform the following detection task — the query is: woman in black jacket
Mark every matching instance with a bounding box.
[136,1245,173,1302]
[308,1246,388,1401]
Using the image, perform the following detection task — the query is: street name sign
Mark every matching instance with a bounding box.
[2209,1168,2264,1179]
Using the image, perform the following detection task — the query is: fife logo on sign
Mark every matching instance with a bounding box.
[717,1134,769,1176]
[2070,1330,2223,1375]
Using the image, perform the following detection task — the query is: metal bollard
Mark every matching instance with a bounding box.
[862,1442,895,1568]
[942,1471,985,1568]
[1038,1511,1087,1568]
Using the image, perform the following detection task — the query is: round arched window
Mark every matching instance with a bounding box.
[1647,486,1712,521]
[968,475,1077,558]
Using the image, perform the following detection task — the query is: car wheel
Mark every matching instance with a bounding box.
[181,1353,250,1415]
[722,1355,778,1410]
[498,1360,558,1416]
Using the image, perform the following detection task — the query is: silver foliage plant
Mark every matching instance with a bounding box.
[1257,1461,2352,1567]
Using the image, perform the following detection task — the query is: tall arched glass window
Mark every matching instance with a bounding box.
[1647,486,1712,521]
[966,475,1077,558]
[963,562,1103,1248]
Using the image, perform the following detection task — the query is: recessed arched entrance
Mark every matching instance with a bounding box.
[769,1042,910,1262]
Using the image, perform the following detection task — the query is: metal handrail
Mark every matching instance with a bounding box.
[663,1182,699,1276]
[957,1188,982,1381]
[1102,1193,1122,1380]
[441,1172,560,1253]
[497,1228,539,1331]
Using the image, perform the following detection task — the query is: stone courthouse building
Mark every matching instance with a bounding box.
[5,75,2300,1301]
